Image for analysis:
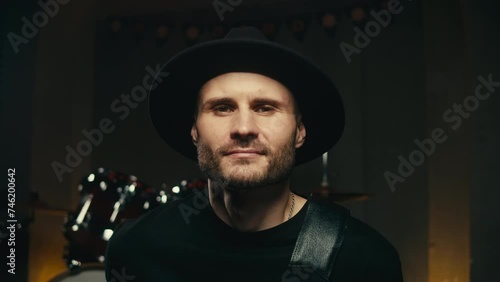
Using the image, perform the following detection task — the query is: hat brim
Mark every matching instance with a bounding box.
[149,38,345,166]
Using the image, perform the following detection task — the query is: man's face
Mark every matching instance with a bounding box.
[191,72,306,189]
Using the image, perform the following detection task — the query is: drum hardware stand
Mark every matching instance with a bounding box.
[312,151,371,203]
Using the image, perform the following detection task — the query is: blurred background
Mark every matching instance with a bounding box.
[1,0,499,281]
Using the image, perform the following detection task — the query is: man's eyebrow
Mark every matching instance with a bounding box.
[200,97,235,108]
[199,96,286,109]
[251,97,284,106]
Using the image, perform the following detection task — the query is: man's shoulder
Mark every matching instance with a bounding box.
[105,193,202,280]
[335,211,403,279]
[306,202,403,280]
[310,202,395,246]
[344,215,399,257]
[307,201,399,258]
[109,193,198,243]
[300,201,403,280]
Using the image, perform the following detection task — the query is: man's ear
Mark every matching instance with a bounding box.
[190,125,198,146]
[295,119,306,149]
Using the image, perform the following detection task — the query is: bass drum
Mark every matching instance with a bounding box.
[63,168,163,267]
[49,264,105,282]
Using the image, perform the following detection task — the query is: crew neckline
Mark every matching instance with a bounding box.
[204,199,310,247]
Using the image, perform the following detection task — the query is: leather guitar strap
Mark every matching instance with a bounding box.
[283,198,350,282]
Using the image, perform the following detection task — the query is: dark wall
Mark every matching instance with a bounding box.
[463,0,500,281]
[358,2,427,281]
[1,1,37,281]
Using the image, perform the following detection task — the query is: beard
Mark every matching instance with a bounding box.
[196,132,297,190]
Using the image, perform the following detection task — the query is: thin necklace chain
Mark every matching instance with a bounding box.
[288,192,295,220]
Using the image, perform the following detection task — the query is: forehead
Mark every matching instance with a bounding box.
[198,72,294,103]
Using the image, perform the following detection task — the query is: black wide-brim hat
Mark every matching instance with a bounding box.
[149,26,345,165]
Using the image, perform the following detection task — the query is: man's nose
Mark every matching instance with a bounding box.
[229,110,259,141]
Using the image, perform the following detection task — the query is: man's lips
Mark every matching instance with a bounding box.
[224,149,265,157]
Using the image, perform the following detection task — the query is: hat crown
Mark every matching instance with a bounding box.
[224,26,269,41]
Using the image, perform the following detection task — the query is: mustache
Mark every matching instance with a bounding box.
[216,140,270,156]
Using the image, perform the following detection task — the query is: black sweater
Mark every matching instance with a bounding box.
[105,193,404,282]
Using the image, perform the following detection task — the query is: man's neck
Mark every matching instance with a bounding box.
[207,179,307,232]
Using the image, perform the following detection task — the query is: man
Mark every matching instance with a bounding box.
[105,27,403,282]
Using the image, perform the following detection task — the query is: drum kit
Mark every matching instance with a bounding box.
[48,167,206,281]
[48,154,368,281]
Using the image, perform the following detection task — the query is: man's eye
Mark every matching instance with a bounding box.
[255,105,275,113]
[213,105,233,113]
